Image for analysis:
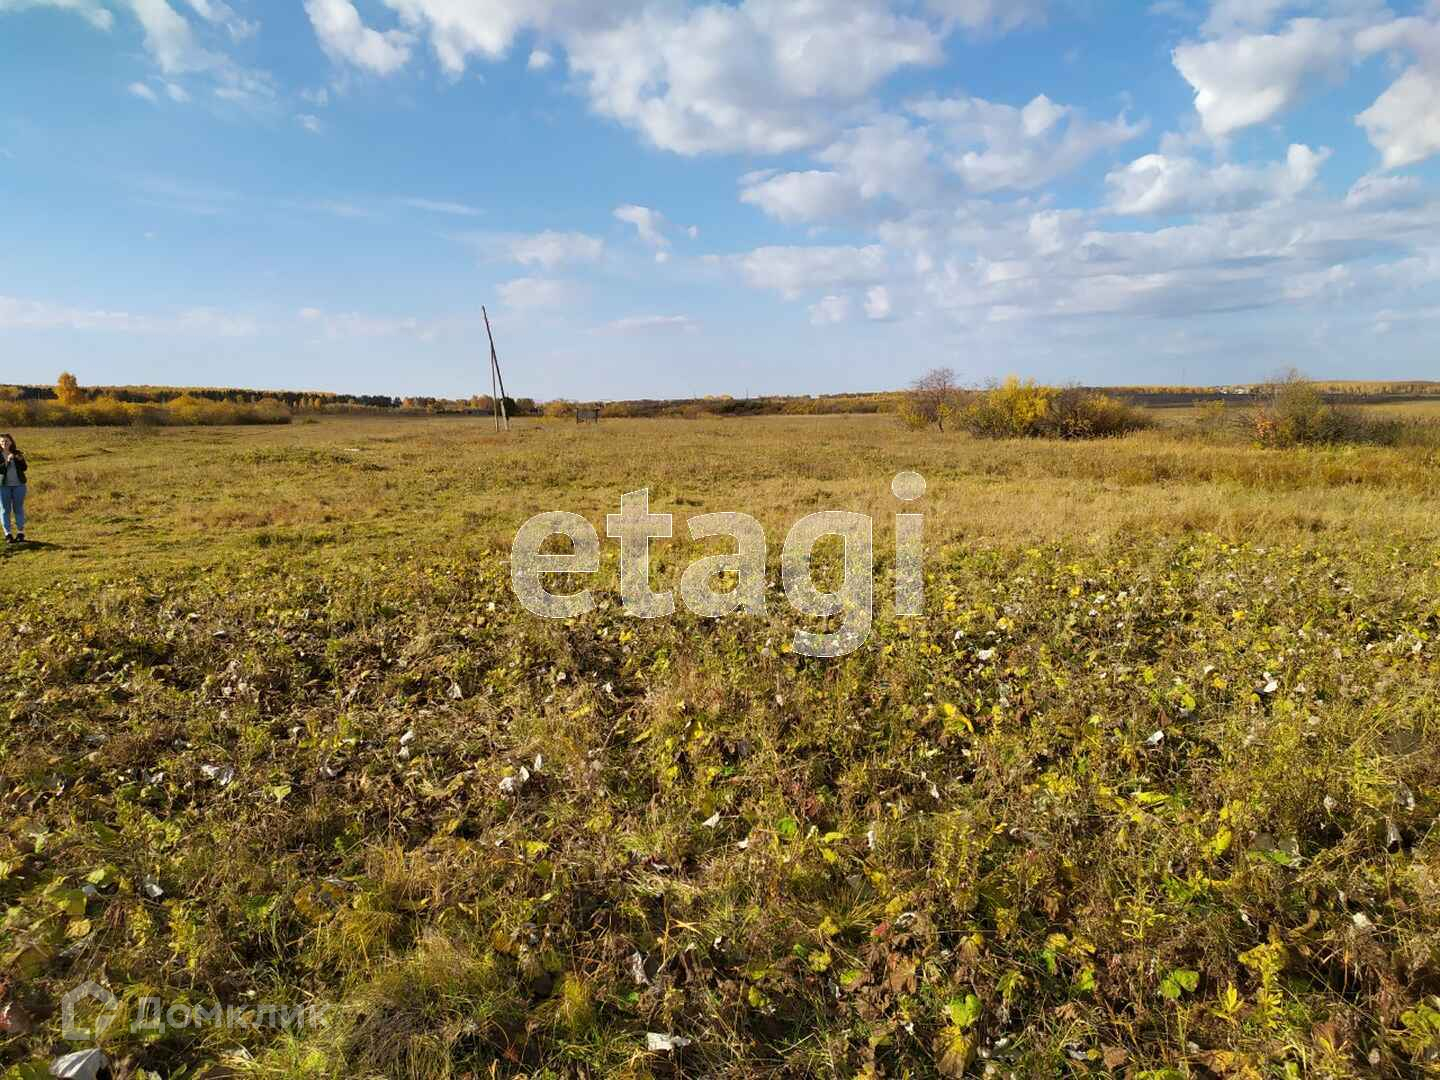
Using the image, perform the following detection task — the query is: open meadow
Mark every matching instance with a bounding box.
[3,412,1440,1078]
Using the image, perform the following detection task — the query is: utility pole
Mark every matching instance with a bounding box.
[483,305,510,433]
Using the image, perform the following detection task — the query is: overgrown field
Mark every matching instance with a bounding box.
[3,415,1440,1078]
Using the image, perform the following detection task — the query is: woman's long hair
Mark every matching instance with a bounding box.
[0,434,16,455]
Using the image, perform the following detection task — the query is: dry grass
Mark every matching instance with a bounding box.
[3,413,1440,1078]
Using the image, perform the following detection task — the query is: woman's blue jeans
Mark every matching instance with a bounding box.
[0,484,26,536]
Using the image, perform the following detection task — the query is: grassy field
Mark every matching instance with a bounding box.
[3,413,1440,1078]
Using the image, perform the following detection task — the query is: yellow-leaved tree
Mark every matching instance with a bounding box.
[56,371,84,405]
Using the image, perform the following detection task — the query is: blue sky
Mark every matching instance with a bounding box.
[3,0,1440,400]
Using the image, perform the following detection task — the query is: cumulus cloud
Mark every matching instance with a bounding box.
[571,1,943,155]
[911,93,1143,192]
[817,115,944,205]
[925,0,1046,34]
[733,244,888,299]
[864,285,894,320]
[739,170,867,224]
[1357,66,1440,169]
[613,205,670,248]
[1200,0,1295,37]
[527,49,554,71]
[375,0,623,75]
[343,0,941,154]
[1172,18,1353,138]
[305,0,412,75]
[128,80,159,102]
[506,231,604,268]
[1106,143,1330,215]
[895,188,1440,332]
[741,94,1133,225]
[1171,9,1440,167]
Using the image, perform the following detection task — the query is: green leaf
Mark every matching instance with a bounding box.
[86,864,120,887]
[946,993,982,1030]
[1160,969,1199,1000]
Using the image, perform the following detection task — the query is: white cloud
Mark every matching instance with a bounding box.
[180,0,256,40]
[1357,65,1440,170]
[309,199,371,219]
[1200,0,1293,37]
[898,189,1440,330]
[298,306,432,339]
[733,244,888,299]
[1106,143,1330,215]
[401,197,482,216]
[376,0,620,75]
[1172,18,1352,138]
[818,115,943,204]
[739,170,866,224]
[568,1,942,155]
[0,295,258,335]
[164,81,189,101]
[602,314,698,333]
[1171,11,1440,165]
[925,0,1046,34]
[499,276,576,309]
[305,0,413,75]
[613,204,669,248]
[864,285,894,320]
[808,294,850,325]
[0,295,148,331]
[0,0,112,30]
[128,80,159,102]
[911,93,1143,192]
[1345,172,1423,210]
[126,0,219,74]
[297,114,323,134]
[506,230,604,268]
[527,48,554,71]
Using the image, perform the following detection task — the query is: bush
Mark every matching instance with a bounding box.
[959,378,1152,440]
[1251,373,1412,448]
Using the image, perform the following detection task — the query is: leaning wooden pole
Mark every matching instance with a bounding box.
[483,305,510,432]
[485,311,500,433]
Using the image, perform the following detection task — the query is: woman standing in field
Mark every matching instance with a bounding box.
[0,434,28,544]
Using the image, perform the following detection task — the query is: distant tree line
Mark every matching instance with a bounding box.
[2,380,540,417]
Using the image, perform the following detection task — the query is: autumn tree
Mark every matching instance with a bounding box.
[904,366,963,431]
[56,371,84,405]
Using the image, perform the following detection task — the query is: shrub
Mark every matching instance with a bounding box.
[905,367,963,431]
[959,378,1152,440]
[1252,372,1409,448]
